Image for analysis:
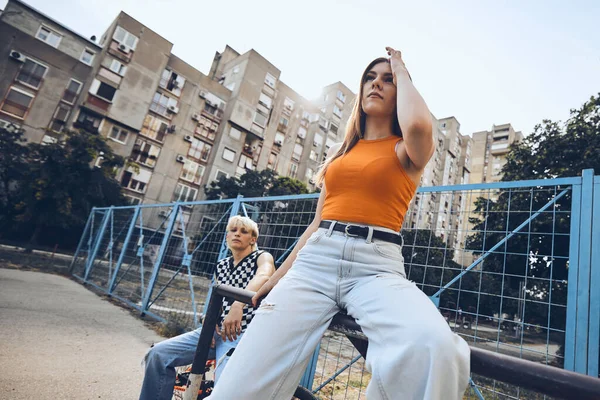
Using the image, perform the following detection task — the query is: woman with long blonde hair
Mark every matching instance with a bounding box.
[209,47,470,400]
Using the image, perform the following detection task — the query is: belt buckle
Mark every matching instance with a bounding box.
[344,224,359,237]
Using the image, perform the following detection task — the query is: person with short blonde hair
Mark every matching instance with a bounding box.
[139,216,274,400]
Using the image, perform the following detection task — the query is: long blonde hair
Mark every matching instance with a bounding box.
[315,57,403,185]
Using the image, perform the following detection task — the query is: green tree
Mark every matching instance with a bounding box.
[5,128,128,249]
[0,124,30,234]
[466,93,600,334]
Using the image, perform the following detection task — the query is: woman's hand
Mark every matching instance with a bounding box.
[385,46,409,85]
[251,276,279,307]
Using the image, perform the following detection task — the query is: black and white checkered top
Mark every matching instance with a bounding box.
[214,250,265,333]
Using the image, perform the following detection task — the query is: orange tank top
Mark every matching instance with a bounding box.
[321,136,417,231]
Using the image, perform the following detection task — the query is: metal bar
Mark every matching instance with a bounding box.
[141,204,180,314]
[275,238,299,265]
[416,176,581,192]
[588,171,600,376]
[108,207,140,294]
[565,182,583,371]
[576,169,594,372]
[432,187,570,299]
[311,354,362,393]
[468,378,486,400]
[69,208,95,273]
[83,208,112,282]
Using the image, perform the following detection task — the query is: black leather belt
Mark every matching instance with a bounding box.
[319,221,403,246]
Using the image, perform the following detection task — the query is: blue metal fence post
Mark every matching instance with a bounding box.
[83,207,112,282]
[141,204,180,315]
[565,176,583,371]
[589,173,600,377]
[69,208,95,273]
[108,207,140,295]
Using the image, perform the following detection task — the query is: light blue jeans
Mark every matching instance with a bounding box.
[209,221,470,400]
[139,326,242,400]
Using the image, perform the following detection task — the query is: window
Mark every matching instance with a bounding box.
[108,126,128,144]
[113,26,138,49]
[236,154,254,177]
[309,150,318,161]
[121,168,151,193]
[297,126,307,139]
[90,79,117,102]
[336,90,346,103]
[292,144,303,161]
[49,104,70,133]
[283,97,295,111]
[16,59,48,89]
[289,162,298,178]
[306,168,315,181]
[150,92,178,116]
[62,79,82,104]
[2,86,35,119]
[132,138,161,167]
[188,138,212,162]
[36,25,62,48]
[267,152,277,170]
[140,114,169,142]
[319,117,329,132]
[253,110,268,127]
[160,69,186,96]
[302,111,311,121]
[274,132,285,145]
[313,133,323,147]
[225,82,235,91]
[173,183,198,203]
[215,170,228,181]
[109,59,127,76]
[333,105,342,118]
[80,48,95,65]
[180,159,205,184]
[229,126,242,140]
[196,115,218,141]
[278,117,288,132]
[222,148,235,162]
[75,109,102,132]
[329,122,339,135]
[125,195,142,205]
[259,93,273,108]
[264,73,276,88]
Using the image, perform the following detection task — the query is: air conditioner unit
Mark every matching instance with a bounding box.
[158,210,168,217]
[176,154,185,163]
[9,50,26,63]
[167,125,176,133]
[135,138,143,146]
[199,90,207,99]
[192,113,201,121]
[313,141,319,147]
[184,135,193,142]
[274,140,283,146]
[167,105,179,114]
[309,178,316,185]
[118,43,131,54]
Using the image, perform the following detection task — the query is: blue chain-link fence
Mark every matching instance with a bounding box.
[70,169,600,399]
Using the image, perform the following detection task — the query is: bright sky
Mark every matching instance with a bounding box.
[4,0,599,137]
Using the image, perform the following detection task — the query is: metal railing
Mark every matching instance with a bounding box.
[70,169,600,399]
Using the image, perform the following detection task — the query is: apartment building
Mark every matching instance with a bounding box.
[0,0,355,214]
[403,116,473,263]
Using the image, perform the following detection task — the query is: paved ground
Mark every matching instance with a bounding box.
[0,268,165,400]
